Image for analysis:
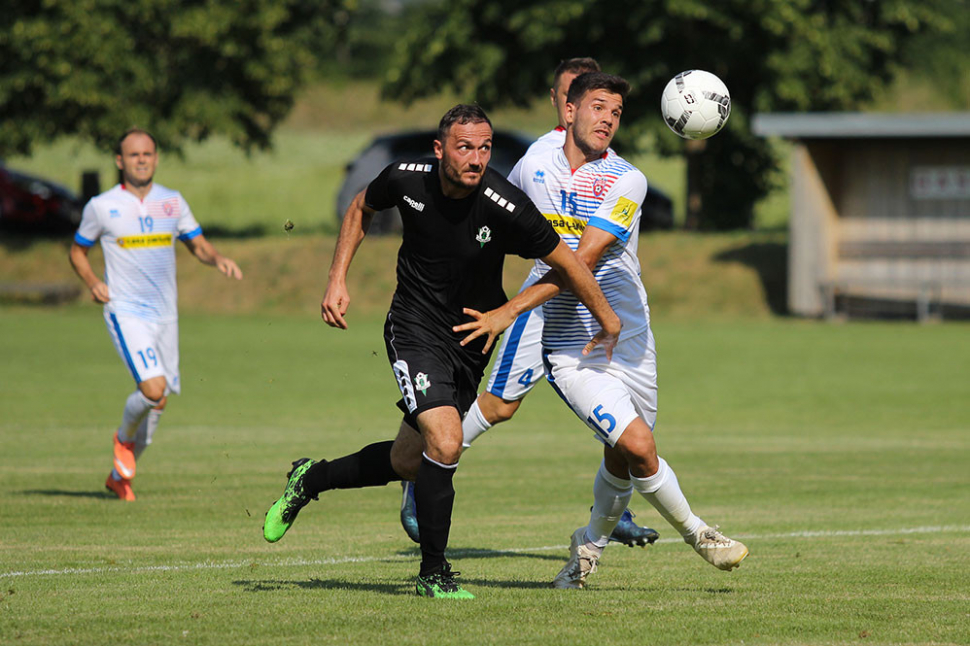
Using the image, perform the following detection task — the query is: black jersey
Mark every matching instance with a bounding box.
[365,158,560,336]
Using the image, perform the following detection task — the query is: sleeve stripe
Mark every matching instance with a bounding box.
[177,226,203,241]
[74,232,96,247]
[587,217,631,242]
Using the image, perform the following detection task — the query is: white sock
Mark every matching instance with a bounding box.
[631,457,704,542]
[133,409,163,460]
[117,390,157,442]
[586,461,634,548]
[461,399,492,449]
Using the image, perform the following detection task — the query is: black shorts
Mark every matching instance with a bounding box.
[384,308,493,431]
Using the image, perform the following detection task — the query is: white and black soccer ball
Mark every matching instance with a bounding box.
[660,70,731,140]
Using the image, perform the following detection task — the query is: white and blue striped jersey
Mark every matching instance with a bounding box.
[74,183,202,323]
[508,127,566,181]
[508,148,650,350]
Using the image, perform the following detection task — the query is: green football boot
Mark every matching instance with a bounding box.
[415,563,475,599]
[263,458,317,543]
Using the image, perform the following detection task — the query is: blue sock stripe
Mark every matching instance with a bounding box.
[489,311,532,397]
[109,314,142,383]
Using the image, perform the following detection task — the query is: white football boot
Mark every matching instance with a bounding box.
[552,528,602,589]
[689,525,749,571]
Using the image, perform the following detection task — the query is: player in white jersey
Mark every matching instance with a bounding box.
[397,58,659,548]
[69,128,242,501]
[473,71,748,586]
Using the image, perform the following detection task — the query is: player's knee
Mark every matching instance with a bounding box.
[614,423,659,477]
[424,438,462,466]
[491,399,520,424]
[139,380,166,404]
[480,393,521,425]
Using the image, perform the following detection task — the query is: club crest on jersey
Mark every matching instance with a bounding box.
[163,202,174,216]
[533,170,545,184]
[414,372,431,395]
[592,178,607,197]
[476,226,492,247]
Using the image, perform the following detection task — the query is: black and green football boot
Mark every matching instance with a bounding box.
[415,563,475,599]
[263,458,317,543]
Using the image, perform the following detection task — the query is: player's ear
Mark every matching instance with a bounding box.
[549,87,557,107]
[433,139,444,160]
[564,102,577,126]
[115,155,124,170]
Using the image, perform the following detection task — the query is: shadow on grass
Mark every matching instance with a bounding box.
[234,577,738,595]
[234,575,553,595]
[20,489,115,500]
[712,239,788,315]
[233,578,413,595]
[393,546,565,562]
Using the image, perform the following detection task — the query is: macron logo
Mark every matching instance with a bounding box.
[403,195,425,212]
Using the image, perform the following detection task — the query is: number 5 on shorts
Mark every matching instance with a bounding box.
[588,404,616,440]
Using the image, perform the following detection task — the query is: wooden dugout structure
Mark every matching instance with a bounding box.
[752,112,970,320]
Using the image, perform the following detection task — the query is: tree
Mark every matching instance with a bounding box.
[382,0,955,229]
[0,0,353,156]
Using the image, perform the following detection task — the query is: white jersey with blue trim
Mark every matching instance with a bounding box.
[509,147,650,350]
[74,183,202,323]
[508,127,566,182]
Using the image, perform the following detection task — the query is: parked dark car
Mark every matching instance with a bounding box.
[0,163,83,234]
[336,131,673,234]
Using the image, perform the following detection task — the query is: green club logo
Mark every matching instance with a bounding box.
[476,226,492,247]
[415,372,431,395]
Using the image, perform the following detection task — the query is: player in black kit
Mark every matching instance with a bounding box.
[263,104,621,599]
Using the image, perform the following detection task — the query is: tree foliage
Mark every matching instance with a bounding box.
[0,0,352,156]
[383,0,956,229]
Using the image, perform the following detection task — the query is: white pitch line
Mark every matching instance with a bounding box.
[3,524,968,580]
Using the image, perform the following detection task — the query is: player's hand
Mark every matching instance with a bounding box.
[321,282,351,329]
[90,281,110,304]
[582,319,621,360]
[453,306,517,354]
[216,256,243,279]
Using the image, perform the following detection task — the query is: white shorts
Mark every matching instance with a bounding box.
[104,311,181,395]
[485,272,546,401]
[485,305,545,401]
[543,327,657,446]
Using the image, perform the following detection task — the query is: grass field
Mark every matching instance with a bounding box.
[1,305,967,645]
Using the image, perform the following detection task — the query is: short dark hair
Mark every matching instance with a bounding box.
[553,57,601,90]
[565,72,631,106]
[116,128,157,155]
[437,104,492,141]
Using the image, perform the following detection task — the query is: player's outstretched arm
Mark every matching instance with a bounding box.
[540,239,621,358]
[455,239,621,358]
[183,235,243,279]
[69,242,110,303]
[322,189,376,330]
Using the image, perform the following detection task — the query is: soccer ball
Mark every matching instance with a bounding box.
[660,70,731,140]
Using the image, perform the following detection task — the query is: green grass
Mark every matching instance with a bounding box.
[1,306,968,645]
